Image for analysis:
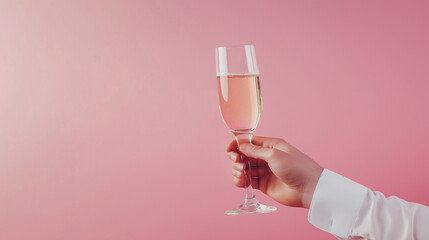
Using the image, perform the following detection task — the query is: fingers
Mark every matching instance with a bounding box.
[228,151,265,167]
[238,144,278,164]
[230,152,266,172]
[232,175,260,189]
[248,165,268,177]
[251,136,283,147]
[228,136,293,154]
[226,139,238,152]
[232,160,268,191]
[232,162,247,188]
[227,151,240,163]
[227,136,283,151]
[229,151,267,179]
[232,161,245,172]
[252,136,293,152]
[228,138,274,190]
[232,162,267,177]
[233,176,248,188]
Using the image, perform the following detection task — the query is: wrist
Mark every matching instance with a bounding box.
[301,166,323,209]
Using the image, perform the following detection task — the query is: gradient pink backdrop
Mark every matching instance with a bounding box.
[1,0,428,239]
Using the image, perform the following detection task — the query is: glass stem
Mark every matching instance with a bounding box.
[233,131,259,207]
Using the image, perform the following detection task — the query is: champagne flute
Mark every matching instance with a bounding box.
[216,44,277,215]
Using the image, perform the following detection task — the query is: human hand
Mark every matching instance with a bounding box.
[227,136,323,209]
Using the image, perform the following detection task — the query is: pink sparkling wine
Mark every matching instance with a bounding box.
[217,74,262,132]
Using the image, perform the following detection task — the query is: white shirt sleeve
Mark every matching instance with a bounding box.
[308,169,429,240]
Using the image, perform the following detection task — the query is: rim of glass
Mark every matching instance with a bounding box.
[215,44,254,50]
[216,44,259,76]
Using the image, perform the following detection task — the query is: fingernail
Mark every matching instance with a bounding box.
[238,164,244,171]
[227,152,237,161]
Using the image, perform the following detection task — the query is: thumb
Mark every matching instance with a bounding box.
[239,143,275,163]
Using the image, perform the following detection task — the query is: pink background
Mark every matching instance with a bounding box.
[1,0,428,239]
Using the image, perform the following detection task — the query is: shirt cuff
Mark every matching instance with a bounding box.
[308,169,368,239]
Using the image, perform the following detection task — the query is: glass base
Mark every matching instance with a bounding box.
[225,198,277,215]
[225,204,277,215]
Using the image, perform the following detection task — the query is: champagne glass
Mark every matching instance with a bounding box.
[216,44,277,215]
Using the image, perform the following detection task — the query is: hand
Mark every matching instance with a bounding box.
[227,136,323,209]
